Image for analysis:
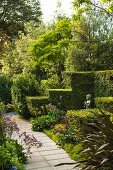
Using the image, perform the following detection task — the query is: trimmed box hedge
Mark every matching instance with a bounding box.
[94,70,113,97]
[64,70,113,109]
[48,89,73,110]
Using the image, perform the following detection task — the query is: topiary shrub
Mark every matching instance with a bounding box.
[11,74,40,117]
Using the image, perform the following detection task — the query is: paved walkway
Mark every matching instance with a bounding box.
[12,115,79,170]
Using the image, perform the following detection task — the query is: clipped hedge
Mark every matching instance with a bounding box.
[64,72,94,109]
[48,89,73,110]
[95,97,113,113]
[94,70,113,97]
[26,96,50,116]
[64,70,113,109]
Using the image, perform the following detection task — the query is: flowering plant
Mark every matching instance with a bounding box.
[0,102,42,170]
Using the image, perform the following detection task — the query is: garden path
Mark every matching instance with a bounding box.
[12,114,79,170]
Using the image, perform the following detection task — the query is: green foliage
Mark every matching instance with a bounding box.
[77,110,113,170]
[0,0,42,48]
[48,89,72,110]
[64,70,113,109]
[63,143,84,160]
[30,18,71,64]
[0,74,12,103]
[64,72,94,109]
[0,102,26,170]
[94,70,113,97]
[31,103,66,131]
[65,3,113,72]
[32,115,56,131]
[95,97,113,113]
[11,74,40,117]
[66,109,102,133]
[0,139,26,170]
[2,22,47,77]
[29,18,71,82]
[26,96,50,116]
[41,74,61,91]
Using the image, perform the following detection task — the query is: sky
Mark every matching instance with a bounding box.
[39,0,74,23]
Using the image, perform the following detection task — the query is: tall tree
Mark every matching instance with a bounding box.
[29,18,72,81]
[0,0,42,50]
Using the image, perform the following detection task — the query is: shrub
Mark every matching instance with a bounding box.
[76,110,113,170]
[41,74,61,90]
[95,97,113,113]
[0,74,12,103]
[31,115,57,131]
[11,74,40,117]
[63,143,84,161]
[0,102,42,170]
[26,96,50,116]
[64,72,94,109]
[0,139,26,170]
[66,109,99,134]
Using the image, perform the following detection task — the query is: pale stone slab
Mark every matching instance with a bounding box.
[53,164,77,170]
[48,158,75,166]
[40,149,66,156]
[44,153,69,161]
[38,145,59,151]
[29,167,54,170]
[25,161,50,170]
[27,155,45,163]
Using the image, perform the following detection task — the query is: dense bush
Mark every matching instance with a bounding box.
[76,110,113,170]
[0,74,12,103]
[0,139,26,170]
[26,96,50,116]
[31,103,66,131]
[32,115,56,131]
[11,74,40,117]
[95,97,113,112]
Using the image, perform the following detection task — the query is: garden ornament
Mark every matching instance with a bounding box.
[84,94,92,109]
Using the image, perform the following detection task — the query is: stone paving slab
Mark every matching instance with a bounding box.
[37,145,60,151]
[48,158,75,166]
[40,149,67,156]
[44,153,69,161]
[25,161,50,170]
[12,115,79,170]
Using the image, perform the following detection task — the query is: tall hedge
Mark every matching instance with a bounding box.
[48,89,73,110]
[94,70,113,97]
[64,70,113,109]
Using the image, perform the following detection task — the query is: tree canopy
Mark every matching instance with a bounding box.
[0,0,42,50]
